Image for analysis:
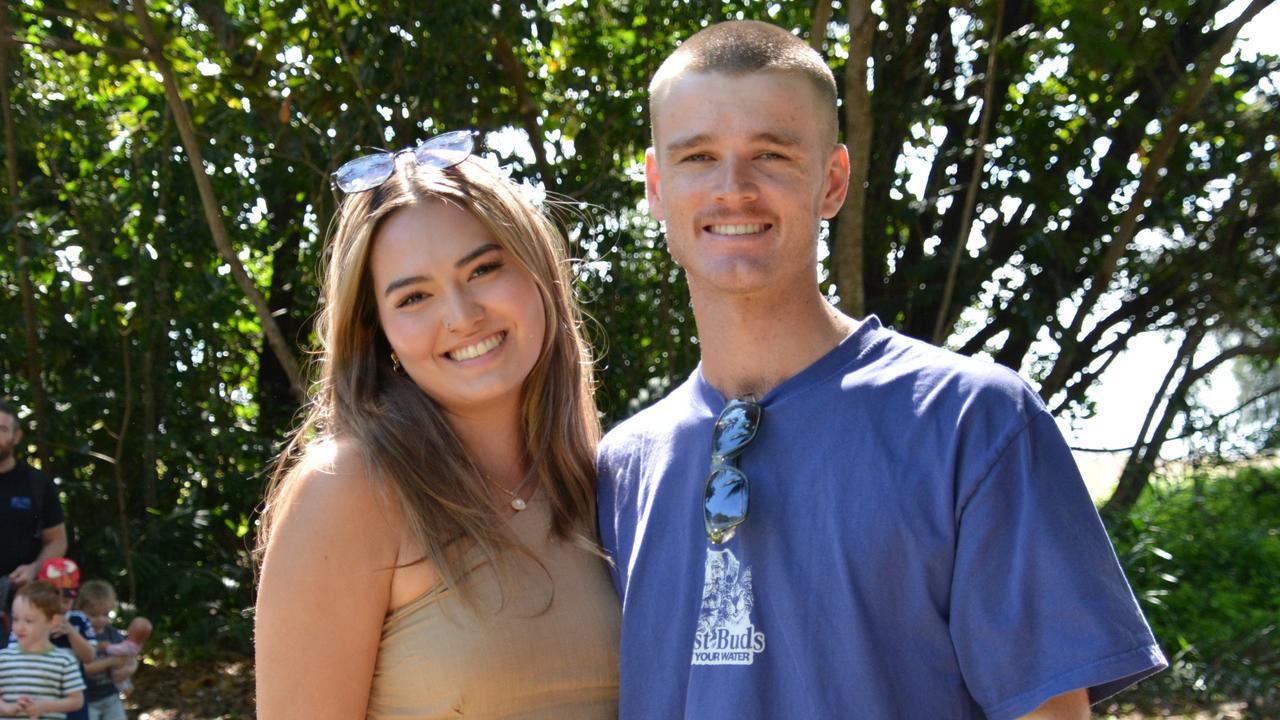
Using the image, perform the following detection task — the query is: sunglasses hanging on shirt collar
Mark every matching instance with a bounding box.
[703,398,762,544]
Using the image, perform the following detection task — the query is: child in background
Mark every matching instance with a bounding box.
[76,581,151,720]
[35,559,94,720]
[103,609,151,671]
[0,581,85,719]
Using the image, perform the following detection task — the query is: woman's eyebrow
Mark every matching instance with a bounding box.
[381,244,503,298]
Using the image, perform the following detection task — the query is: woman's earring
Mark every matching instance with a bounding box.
[390,352,404,374]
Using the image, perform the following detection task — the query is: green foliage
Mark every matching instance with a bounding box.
[1,0,1276,680]
[1109,466,1280,715]
[75,502,255,658]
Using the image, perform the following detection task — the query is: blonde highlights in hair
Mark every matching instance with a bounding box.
[258,155,600,609]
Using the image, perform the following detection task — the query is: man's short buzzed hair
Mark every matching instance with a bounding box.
[649,20,839,143]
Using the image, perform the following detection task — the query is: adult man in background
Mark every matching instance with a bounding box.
[596,20,1166,719]
[0,400,67,605]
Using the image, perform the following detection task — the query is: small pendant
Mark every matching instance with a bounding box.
[510,497,527,511]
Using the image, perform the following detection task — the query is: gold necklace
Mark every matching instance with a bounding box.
[487,471,537,512]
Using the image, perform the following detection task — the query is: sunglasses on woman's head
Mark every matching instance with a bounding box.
[331,129,476,193]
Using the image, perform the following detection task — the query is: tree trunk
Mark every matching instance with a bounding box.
[257,189,307,435]
[809,0,833,51]
[131,1,306,403]
[1103,329,1202,519]
[138,139,169,510]
[141,339,159,509]
[834,0,873,319]
[493,17,555,191]
[112,330,138,604]
[0,11,51,453]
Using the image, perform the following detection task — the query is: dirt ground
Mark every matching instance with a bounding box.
[126,654,255,720]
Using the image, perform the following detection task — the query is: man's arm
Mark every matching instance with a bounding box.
[7,523,68,586]
[1018,688,1089,719]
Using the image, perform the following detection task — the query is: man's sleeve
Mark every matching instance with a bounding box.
[948,409,1167,720]
[595,444,624,597]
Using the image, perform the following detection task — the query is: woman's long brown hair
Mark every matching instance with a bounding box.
[257,156,600,609]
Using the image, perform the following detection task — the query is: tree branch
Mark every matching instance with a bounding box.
[1162,381,1280,445]
[306,0,372,118]
[932,0,1005,344]
[8,35,145,61]
[833,0,874,318]
[1043,0,1270,396]
[23,4,143,45]
[131,1,305,403]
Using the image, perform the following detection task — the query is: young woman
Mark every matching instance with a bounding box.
[254,131,619,719]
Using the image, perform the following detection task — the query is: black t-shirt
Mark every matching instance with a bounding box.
[0,460,64,577]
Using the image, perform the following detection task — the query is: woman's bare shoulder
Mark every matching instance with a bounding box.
[284,437,373,498]
[256,437,398,718]
[291,436,360,482]
[270,437,400,551]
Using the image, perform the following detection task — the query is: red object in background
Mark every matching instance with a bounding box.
[37,557,81,590]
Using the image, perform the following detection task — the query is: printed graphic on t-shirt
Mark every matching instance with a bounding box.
[9,496,33,510]
[692,547,766,665]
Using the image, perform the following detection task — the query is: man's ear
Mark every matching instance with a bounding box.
[645,147,666,222]
[13,427,21,444]
[819,143,851,220]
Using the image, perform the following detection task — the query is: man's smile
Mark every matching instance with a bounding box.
[705,223,772,236]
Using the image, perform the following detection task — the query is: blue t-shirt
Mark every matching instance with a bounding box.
[597,317,1167,719]
[53,610,93,720]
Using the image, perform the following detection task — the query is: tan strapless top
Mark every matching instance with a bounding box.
[366,492,620,719]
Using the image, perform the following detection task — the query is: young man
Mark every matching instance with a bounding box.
[596,20,1167,719]
[0,400,68,613]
